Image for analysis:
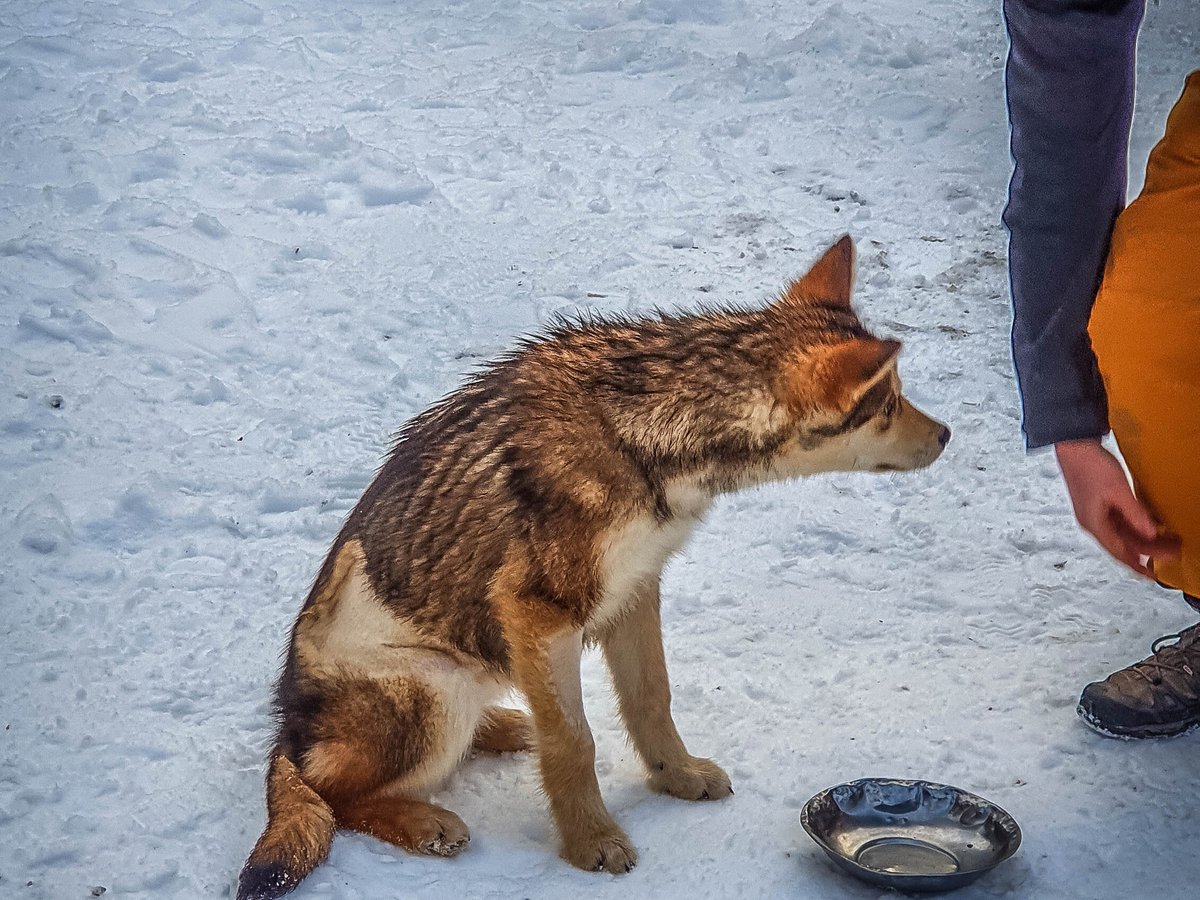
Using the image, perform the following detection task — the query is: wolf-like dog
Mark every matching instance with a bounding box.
[236,236,950,899]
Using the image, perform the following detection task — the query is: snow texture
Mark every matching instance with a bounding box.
[1,1,1197,898]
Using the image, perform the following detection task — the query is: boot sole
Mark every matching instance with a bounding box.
[1077,703,1200,740]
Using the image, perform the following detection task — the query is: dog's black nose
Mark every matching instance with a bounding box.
[938,425,952,447]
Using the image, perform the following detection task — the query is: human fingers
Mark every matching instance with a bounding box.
[1112,489,1165,543]
[1108,501,1182,561]
[1093,510,1157,578]
[1099,515,1181,580]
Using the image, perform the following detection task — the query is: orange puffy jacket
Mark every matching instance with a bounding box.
[1089,71,1200,597]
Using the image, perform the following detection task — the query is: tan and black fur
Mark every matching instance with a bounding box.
[236,236,950,899]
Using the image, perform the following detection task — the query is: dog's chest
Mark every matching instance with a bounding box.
[589,486,711,630]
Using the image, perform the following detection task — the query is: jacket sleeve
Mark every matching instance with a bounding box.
[1002,0,1145,450]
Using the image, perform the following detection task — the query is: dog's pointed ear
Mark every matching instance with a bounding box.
[779,235,856,308]
[812,337,901,410]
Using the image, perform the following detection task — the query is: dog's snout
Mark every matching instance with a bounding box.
[937,424,952,448]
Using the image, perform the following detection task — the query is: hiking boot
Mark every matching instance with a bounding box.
[1077,623,1200,739]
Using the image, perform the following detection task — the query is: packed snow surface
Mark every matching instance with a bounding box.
[2,1,1197,898]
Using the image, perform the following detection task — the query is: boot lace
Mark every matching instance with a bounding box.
[1129,625,1200,690]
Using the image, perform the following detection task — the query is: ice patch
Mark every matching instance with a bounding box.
[278,191,328,214]
[15,495,74,554]
[191,213,229,238]
[181,375,231,406]
[182,0,263,27]
[361,181,435,207]
[17,307,115,349]
[733,51,795,102]
[129,145,182,183]
[258,480,321,515]
[868,92,954,139]
[626,0,733,25]
[138,49,204,83]
[58,181,101,211]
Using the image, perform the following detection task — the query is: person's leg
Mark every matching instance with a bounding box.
[1080,72,1200,738]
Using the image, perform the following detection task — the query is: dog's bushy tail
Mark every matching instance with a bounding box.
[237,754,335,900]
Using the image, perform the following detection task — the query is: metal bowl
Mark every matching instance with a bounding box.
[800,778,1021,892]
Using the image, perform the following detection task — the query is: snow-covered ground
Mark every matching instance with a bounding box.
[2,1,1197,898]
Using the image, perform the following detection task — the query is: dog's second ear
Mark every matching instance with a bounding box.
[779,235,855,308]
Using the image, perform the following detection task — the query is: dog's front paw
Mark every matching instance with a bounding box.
[562,821,638,874]
[649,755,733,801]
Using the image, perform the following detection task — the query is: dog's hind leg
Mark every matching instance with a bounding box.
[299,666,494,857]
[331,795,470,857]
[600,580,732,801]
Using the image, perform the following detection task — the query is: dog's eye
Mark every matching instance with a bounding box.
[881,396,899,419]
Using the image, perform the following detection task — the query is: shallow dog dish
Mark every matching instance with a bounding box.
[800,778,1021,892]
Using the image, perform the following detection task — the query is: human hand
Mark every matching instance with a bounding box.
[1054,439,1181,578]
